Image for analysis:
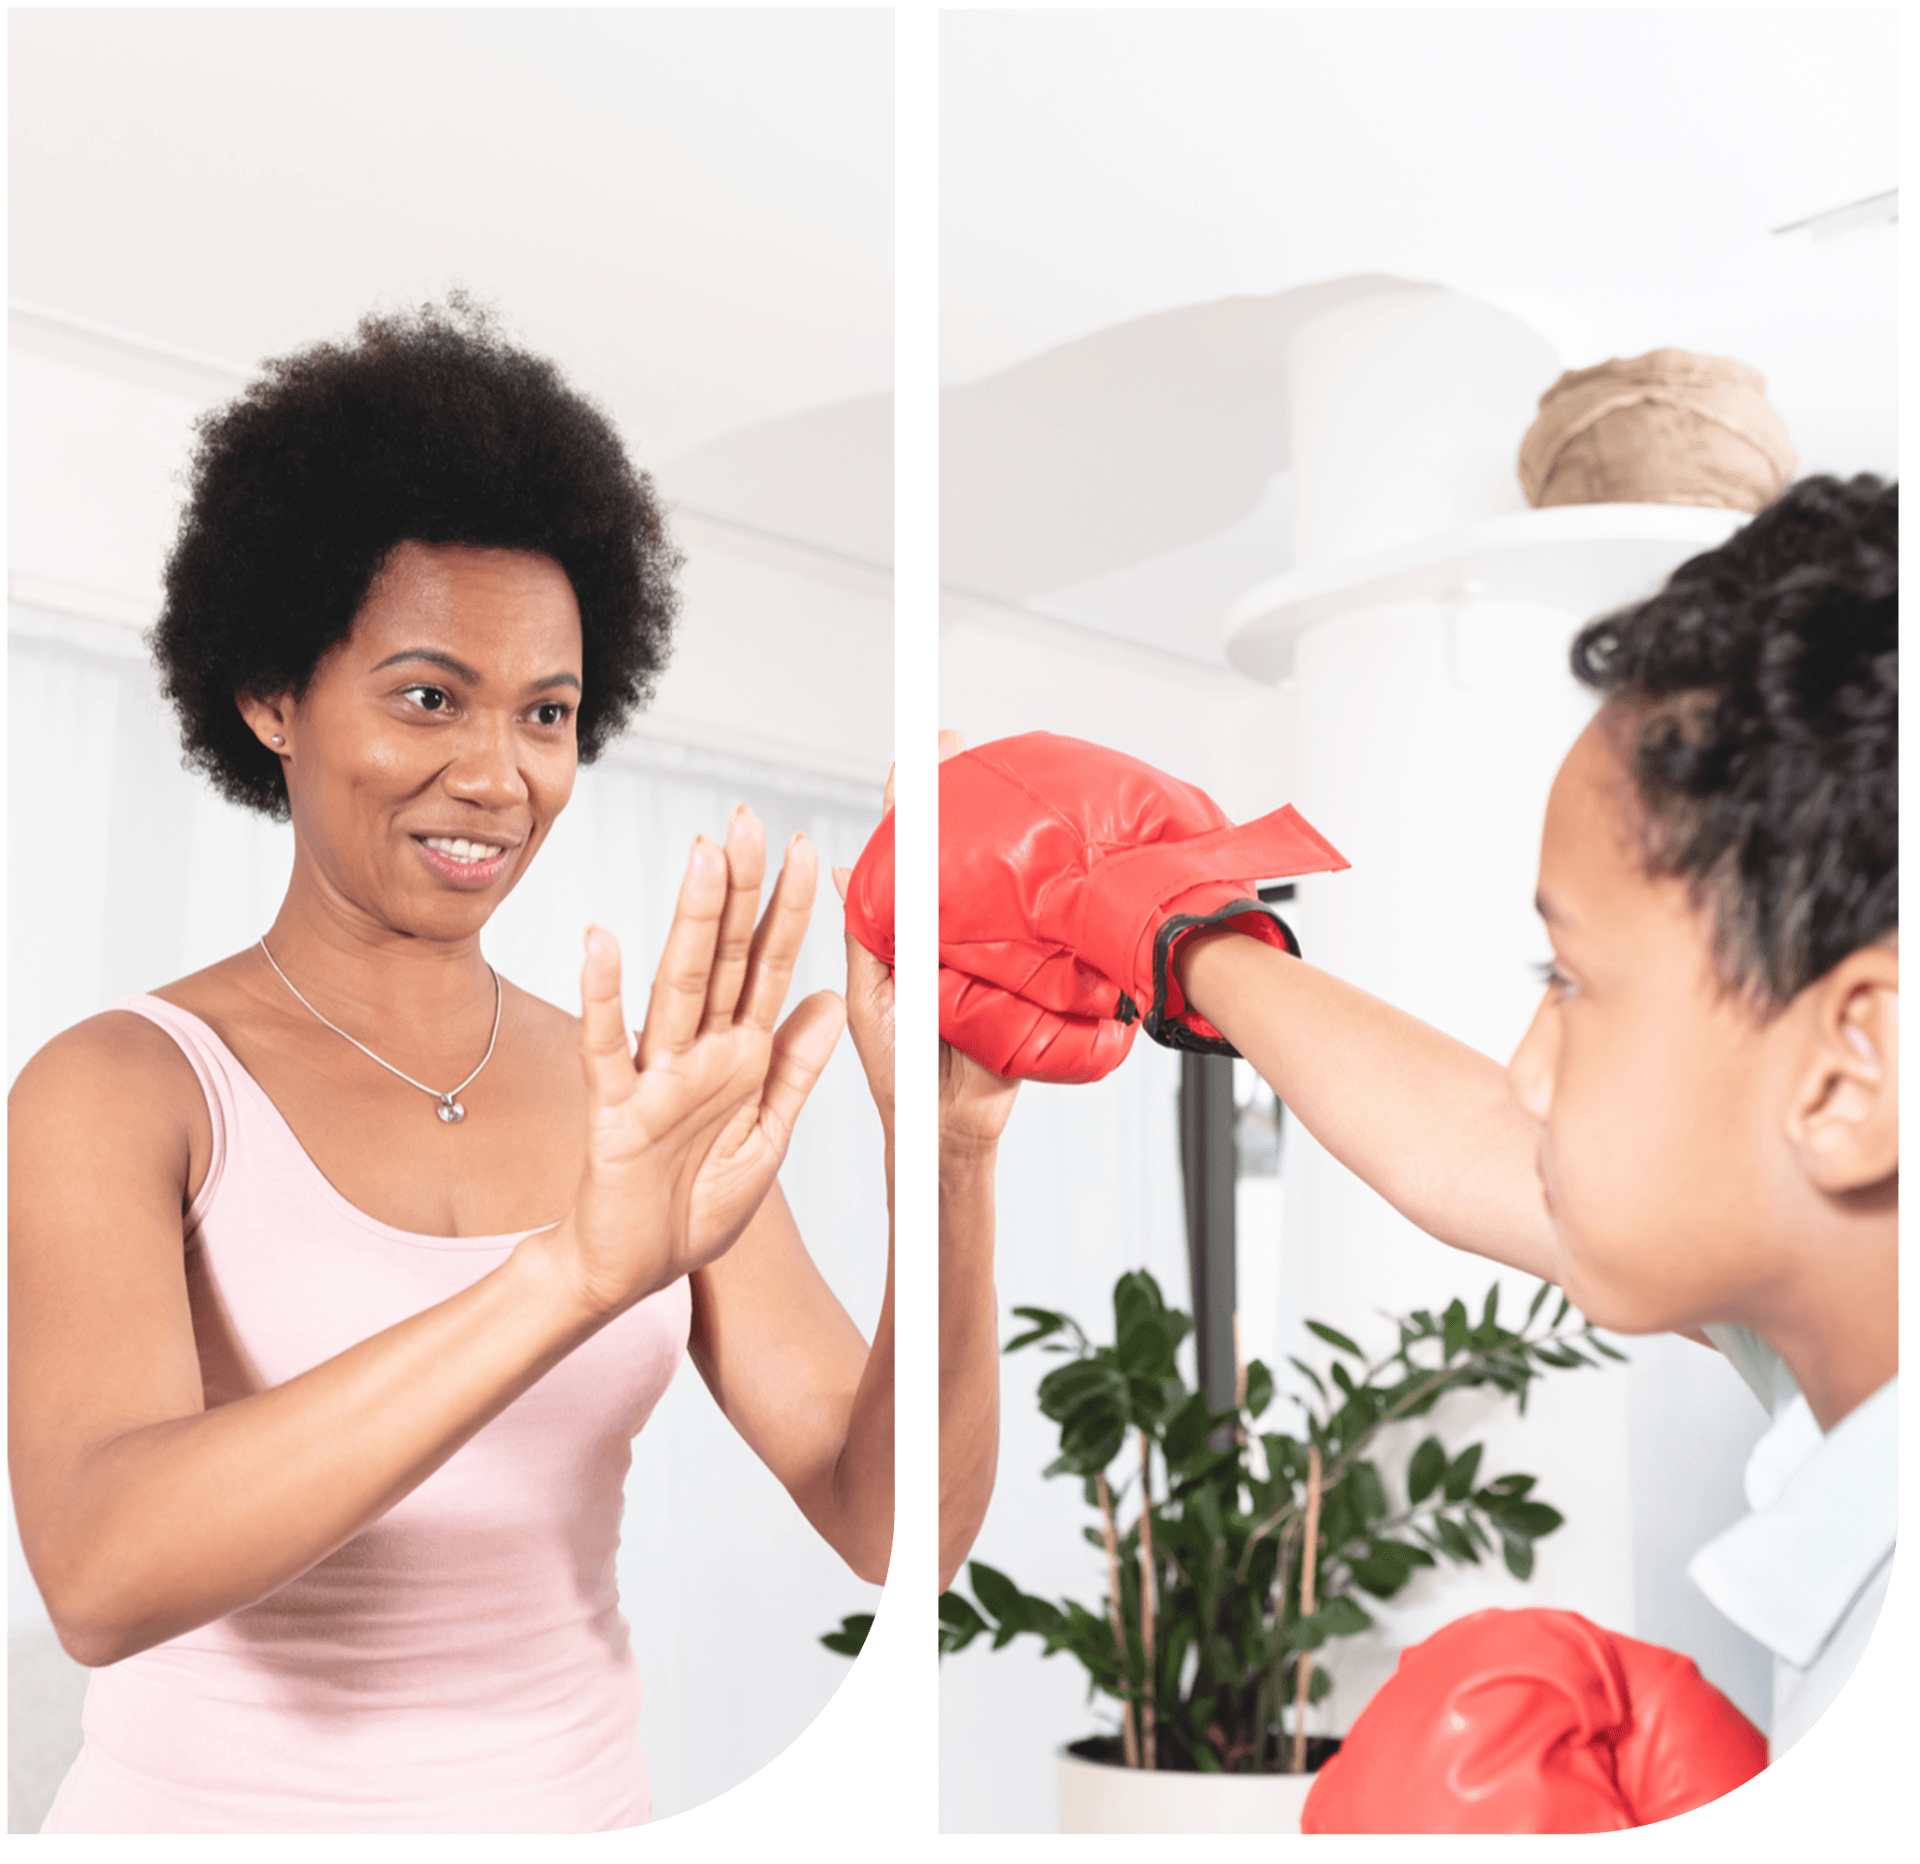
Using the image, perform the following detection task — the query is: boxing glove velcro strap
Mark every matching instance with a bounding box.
[1146,900,1300,1052]
[1069,802,1342,1046]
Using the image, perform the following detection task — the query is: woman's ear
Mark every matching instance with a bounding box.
[1783,944,1898,1194]
[236,690,293,755]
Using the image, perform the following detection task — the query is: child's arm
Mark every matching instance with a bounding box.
[1176,927,1558,1281]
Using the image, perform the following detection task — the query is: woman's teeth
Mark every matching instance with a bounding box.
[423,837,504,866]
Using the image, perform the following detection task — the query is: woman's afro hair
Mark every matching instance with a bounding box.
[1571,473,1896,1009]
[150,295,680,819]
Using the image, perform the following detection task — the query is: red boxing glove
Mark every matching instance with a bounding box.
[940,733,1347,1053]
[941,968,1137,1084]
[847,807,1132,1082]
[844,803,894,967]
[1300,1608,1766,1834]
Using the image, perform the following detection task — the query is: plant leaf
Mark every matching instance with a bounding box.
[1243,1359,1275,1419]
[1288,1356,1328,1402]
[1406,1435,1447,1505]
[1502,1534,1536,1581]
[820,1611,874,1658]
[1481,1284,1500,1329]
[1527,1281,1552,1323]
[1005,1307,1074,1353]
[1443,1443,1484,1503]
[1349,1460,1390,1525]
[1500,1500,1566,1540]
[1305,1320,1364,1358]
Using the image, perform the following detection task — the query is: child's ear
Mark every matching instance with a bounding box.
[1782,944,1898,1194]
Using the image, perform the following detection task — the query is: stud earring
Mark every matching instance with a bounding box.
[271,734,285,746]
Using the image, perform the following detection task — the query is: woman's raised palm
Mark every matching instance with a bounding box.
[545,811,845,1320]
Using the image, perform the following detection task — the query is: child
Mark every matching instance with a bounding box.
[1172,474,1896,1757]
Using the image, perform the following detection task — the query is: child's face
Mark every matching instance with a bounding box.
[1507,709,1794,1334]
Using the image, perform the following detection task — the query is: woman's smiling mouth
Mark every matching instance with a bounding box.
[415,835,515,885]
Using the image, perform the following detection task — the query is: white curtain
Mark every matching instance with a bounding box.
[6,612,888,1825]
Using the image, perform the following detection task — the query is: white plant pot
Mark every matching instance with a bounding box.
[1055,1745,1323,1833]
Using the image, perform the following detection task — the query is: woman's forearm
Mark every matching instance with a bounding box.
[937,1140,1001,1591]
[34,1235,607,1667]
[1177,931,1557,1279]
[827,1139,896,1586]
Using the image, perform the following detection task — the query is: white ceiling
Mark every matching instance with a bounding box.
[8,8,893,481]
[940,7,1899,658]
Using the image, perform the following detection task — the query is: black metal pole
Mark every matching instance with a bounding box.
[1179,1051,1239,1422]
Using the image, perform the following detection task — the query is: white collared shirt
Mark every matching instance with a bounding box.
[1689,1326,1897,1757]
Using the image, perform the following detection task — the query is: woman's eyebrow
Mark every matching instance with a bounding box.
[370,648,479,680]
[368,650,580,693]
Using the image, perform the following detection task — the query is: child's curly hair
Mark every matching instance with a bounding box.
[149,295,680,819]
[1572,474,1896,1009]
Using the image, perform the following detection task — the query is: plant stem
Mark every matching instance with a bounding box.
[1136,1428,1158,1770]
[1290,1443,1323,1775]
[1095,1471,1140,1769]
[1267,1517,1299,1772]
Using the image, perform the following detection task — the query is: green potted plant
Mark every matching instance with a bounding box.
[936,1269,1625,1833]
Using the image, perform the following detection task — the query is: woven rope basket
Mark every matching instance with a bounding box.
[1518,349,1796,512]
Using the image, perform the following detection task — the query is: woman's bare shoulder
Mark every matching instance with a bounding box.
[6,960,257,1173]
[9,1005,212,1203]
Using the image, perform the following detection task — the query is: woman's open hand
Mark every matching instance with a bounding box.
[536,809,846,1322]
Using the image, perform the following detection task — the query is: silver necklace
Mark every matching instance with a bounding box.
[257,939,502,1125]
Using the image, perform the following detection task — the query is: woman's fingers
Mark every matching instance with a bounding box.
[737,833,819,1033]
[700,806,767,1033]
[578,926,638,1108]
[756,989,847,1152]
[637,836,731,1065]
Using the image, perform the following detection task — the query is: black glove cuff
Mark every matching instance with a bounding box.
[1145,901,1301,1054]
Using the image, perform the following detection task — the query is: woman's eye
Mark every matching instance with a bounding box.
[402,685,450,713]
[533,701,574,727]
[1532,959,1577,996]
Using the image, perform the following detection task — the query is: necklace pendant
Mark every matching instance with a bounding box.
[438,1097,466,1124]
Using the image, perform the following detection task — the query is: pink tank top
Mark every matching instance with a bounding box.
[41,996,692,1834]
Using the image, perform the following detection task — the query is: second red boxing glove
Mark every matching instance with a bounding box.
[1300,1608,1766,1833]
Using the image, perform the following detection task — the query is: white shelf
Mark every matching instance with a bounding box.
[1224,503,1749,684]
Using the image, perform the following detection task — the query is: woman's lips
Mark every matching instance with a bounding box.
[414,834,514,887]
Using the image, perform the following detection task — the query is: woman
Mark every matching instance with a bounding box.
[8,302,896,1832]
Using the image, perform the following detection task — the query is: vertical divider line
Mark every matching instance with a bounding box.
[881,0,941,1838]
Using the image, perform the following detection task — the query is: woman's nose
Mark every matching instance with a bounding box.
[441,716,530,806]
[1508,994,1558,1124]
